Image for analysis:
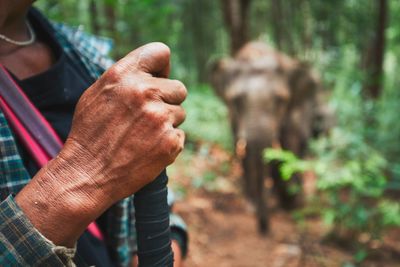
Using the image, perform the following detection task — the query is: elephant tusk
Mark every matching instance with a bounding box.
[272,140,282,150]
[236,138,247,159]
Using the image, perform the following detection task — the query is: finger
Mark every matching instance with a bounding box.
[167,104,186,127]
[175,128,185,152]
[165,128,185,163]
[149,78,187,105]
[115,42,171,78]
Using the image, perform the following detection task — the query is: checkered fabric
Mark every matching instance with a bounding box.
[0,196,74,266]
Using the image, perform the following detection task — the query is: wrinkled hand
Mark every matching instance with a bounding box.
[15,43,186,246]
[62,42,186,200]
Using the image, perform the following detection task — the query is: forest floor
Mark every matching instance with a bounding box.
[168,143,400,267]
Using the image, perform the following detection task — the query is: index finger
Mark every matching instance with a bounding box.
[115,42,171,78]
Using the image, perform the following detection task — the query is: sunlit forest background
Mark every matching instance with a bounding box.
[36,1,400,266]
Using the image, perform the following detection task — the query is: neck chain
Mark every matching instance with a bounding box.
[0,21,36,46]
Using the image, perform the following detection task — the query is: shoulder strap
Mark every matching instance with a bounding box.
[0,65,63,159]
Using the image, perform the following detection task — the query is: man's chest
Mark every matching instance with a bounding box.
[0,40,56,80]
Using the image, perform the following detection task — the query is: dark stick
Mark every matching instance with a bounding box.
[134,170,173,267]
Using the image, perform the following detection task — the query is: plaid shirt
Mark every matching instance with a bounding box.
[0,8,187,267]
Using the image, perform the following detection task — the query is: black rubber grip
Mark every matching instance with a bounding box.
[134,170,173,267]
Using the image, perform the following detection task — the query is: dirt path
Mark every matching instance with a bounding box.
[175,190,347,267]
[176,191,302,267]
[168,145,400,267]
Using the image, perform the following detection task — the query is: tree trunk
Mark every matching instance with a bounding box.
[183,1,217,83]
[270,0,296,55]
[89,0,100,35]
[300,0,313,57]
[270,0,283,50]
[363,0,387,99]
[104,1,116,36]
[221,0,252,55]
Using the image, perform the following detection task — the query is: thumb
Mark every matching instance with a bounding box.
[117,42,170,78]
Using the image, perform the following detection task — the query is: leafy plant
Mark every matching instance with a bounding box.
[264,127,400,262]
[263,44,400,254]
[263,45,400,260]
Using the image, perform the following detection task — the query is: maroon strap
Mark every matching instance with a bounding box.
[0,96,49,167]
[0,65,63,156]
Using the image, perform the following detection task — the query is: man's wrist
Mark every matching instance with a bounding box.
[15,155,112,247]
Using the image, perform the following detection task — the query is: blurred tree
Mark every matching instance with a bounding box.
[104,0,116,37]
[89,0,100,35]
[180,0,225,83]
[220,0,252,55]
[362,0,388,99]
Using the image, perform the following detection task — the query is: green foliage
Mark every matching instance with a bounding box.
[180,85,232,150]
[262,26,400,253]
[262,2,400,256]
[264,149,311,181]
[264,29,400,258]
[264,141,400,255]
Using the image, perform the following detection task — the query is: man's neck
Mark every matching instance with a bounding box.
[0,2,32,51]
[0,2,56,80]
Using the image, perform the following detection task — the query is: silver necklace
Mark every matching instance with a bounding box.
[0,21,36,46]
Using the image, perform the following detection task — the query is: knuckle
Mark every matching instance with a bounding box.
[161,132,178,155]
[159,111,170,124]
[157,128,185,165]
[143,86,162,100]
[102,86,119,102]
[105,65,124,83]
[175,139,184,154]
[177,129,185,147]
[127,77,160,99]
[170,130,184,153]
[119,79,153,105]
[144,103,169,124]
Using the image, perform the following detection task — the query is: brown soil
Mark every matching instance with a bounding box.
[168,144,400,267]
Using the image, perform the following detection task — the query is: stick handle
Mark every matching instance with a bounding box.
[134,170,173,267]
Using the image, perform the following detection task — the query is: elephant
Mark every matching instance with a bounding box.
[211,42,330,234]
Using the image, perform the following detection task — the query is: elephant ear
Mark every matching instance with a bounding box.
[312,89,335,137]
[210,58,239,103]
[287,62,334,136]
[287,62,320,107]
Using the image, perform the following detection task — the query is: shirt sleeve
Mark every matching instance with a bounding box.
[169,213,188,258]
[0,195,76,266]
[167,189,188,258]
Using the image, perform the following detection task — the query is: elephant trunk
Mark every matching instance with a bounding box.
[240,138,270,234]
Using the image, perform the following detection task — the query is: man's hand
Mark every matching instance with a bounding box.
[15,43,187,247]
[64,42,186,200]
